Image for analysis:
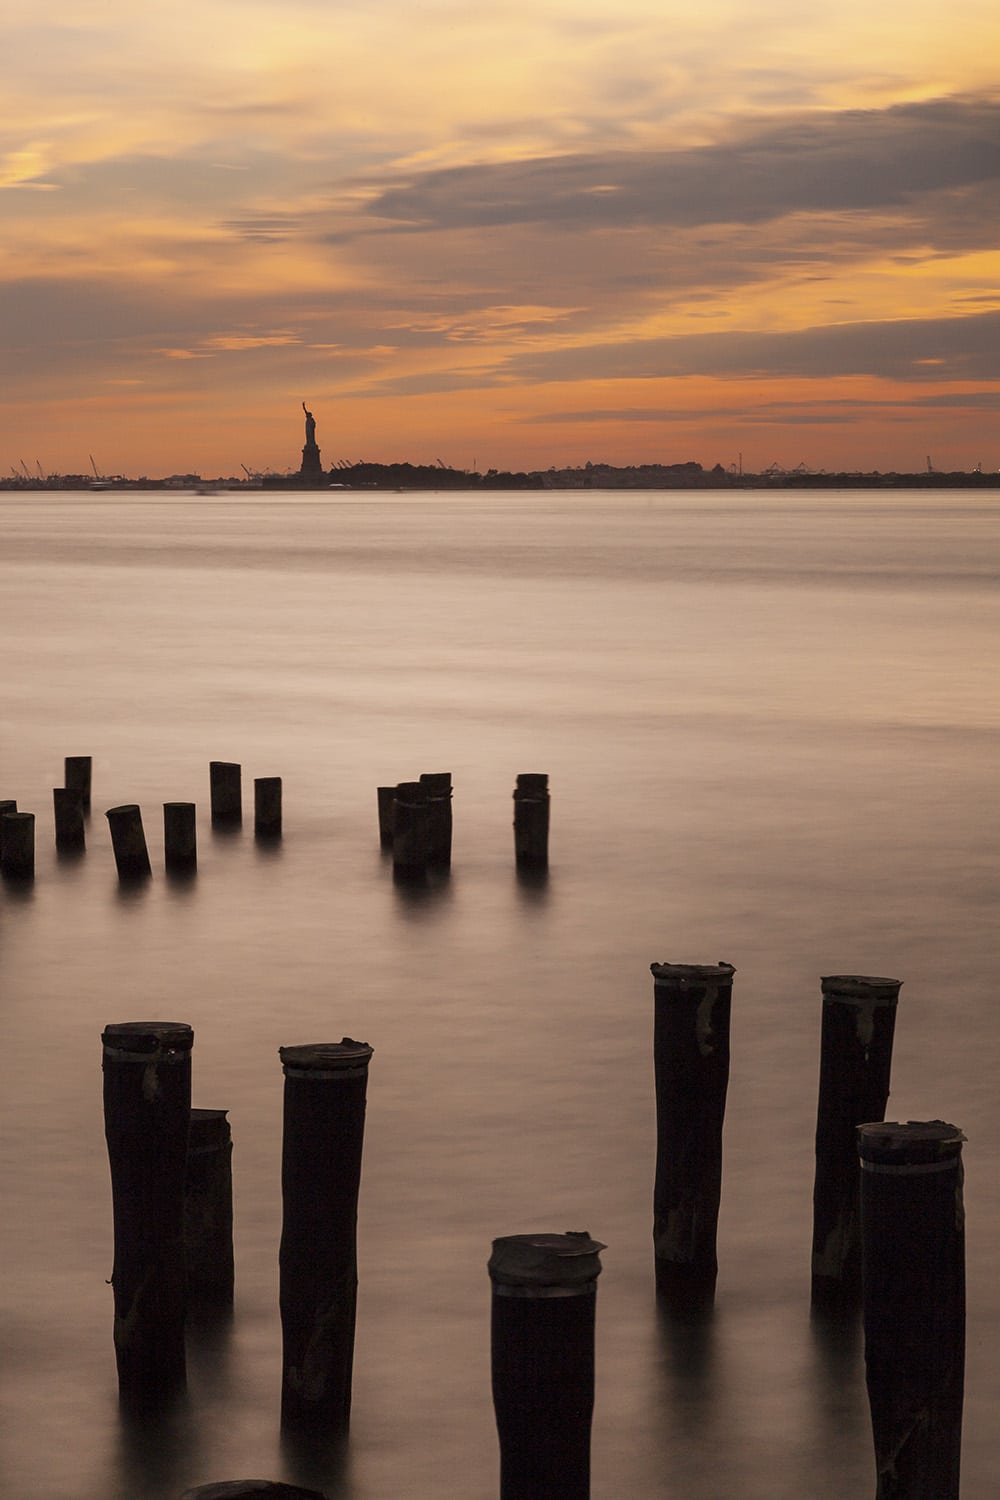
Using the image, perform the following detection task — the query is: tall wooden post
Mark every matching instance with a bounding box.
[102,1021,193,1409]
[513,773,549,868]
[210,761,242,825]
[106,804,152,879]
[53,787,86,851]
[279,1039,373,1430]
[489,1231,604,1500]
[392,781,428,881]
[859,1121,965,1500]
[184,1108,234,1303]
[811,974,901,1307]
[0,810,35,879]
[651,961,735,1300]
[254,776,282,838]
[164,802,198,874]
[65,754,92,813]
[419,771,453,868]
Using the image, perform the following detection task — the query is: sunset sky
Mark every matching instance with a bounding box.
[3,0,999,478]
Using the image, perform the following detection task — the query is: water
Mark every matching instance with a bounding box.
[1,488,997,1499]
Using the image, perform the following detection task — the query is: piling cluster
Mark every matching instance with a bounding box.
[377,770,549,882]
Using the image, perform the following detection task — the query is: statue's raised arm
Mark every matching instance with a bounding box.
[302,402,316,445]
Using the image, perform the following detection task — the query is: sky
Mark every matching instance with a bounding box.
[2,0,1000,478]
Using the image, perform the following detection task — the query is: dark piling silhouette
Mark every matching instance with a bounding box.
[180,1484,329,1499]
[489,1231,605,1500]
[419,771,453,868]
[184,1108,234,1304]
[811,974,901,1308]
[254,777,282,839]
[1,809,35,879]
[210,762,242,825]
[106,804,152,880]
[376,786,395,849]
[53,786,86,851]
[651,961,735,1302]
[859,1120,965,1500]
[164,802,198,874]
[279,1039,373,1431]
[513,773,549,868]
[392,781,428,882]
[102,1020,194,1410]
[65,754,92,813]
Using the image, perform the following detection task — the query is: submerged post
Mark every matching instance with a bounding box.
[164,802,197,874]
[489,1231,604,1500]
[184,1108,235,1303]
[859,1121,965,1500]
[279,1039,373,1431]
[651,961,735,1301]
[513,773,549,868]
[392,781,428,881]
[102,1021,193,1409]
[210,761,242,825]
[53,787,86,851]
[254,776,282,839]
[419,772,453,868]
[376,786,395,850]
[106,804,152,879]
[65,755,92,813]
[811,975,901,1307]
[1,810,35,879]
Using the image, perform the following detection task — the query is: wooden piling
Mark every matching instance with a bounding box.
[164,801,197,873]
[651,961,735,1300]
[210,761,242,825]
[513,773,549,868]
[859,1120,965,1500]
[184,1108,234,1303]
[65,754,92,813]
[392,781,428,881]
[419,771,453,867]
[376,786,395,849]
[254,776,282,838]
[489,1231,604,1500]
[53,787,86,851]
[278,1039,373,1431]
[811,974,901,1307]
[106,804,152,879]
[0,810,35,879]
[102,1020,194,1409]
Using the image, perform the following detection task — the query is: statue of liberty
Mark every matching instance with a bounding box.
[299,402,323,482]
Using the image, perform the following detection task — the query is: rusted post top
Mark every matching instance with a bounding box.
[489,1231,605,1289]
[650,962,736,986]
[822,975,901,1002]
[102,1022,193,1057]
[279,1039,373,1076]
[858,1120,965,1167]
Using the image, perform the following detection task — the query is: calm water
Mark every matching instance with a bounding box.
[1,488,998,1499]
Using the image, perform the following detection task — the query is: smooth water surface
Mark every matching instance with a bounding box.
[1,488,998,1498]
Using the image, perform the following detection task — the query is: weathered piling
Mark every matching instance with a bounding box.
[513,773,549,868]
[859,1121,965,1500]
[489,1231,604,1500]
[254,776,282,838]
[102,1020,194,1409]
[376,786,395,849]
[184,1108,234,1303]
[392,781,428,881]
[419,771,453,868]
[65,754,92,813]
[106,804,152,879]
[811,974,901,1307]
[180,1483,329,1499]
[278,1039,373,1431]
[164,801,198,874]
[210,761,242,825]
[53,786,86,851]
[651,961,735,1300]
[1,810,35,879]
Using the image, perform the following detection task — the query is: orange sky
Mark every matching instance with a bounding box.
[2,1,999,477]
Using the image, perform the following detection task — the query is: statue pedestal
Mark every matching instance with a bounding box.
[300,443,324,483]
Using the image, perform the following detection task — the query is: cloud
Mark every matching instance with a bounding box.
[361,95,1000,232]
